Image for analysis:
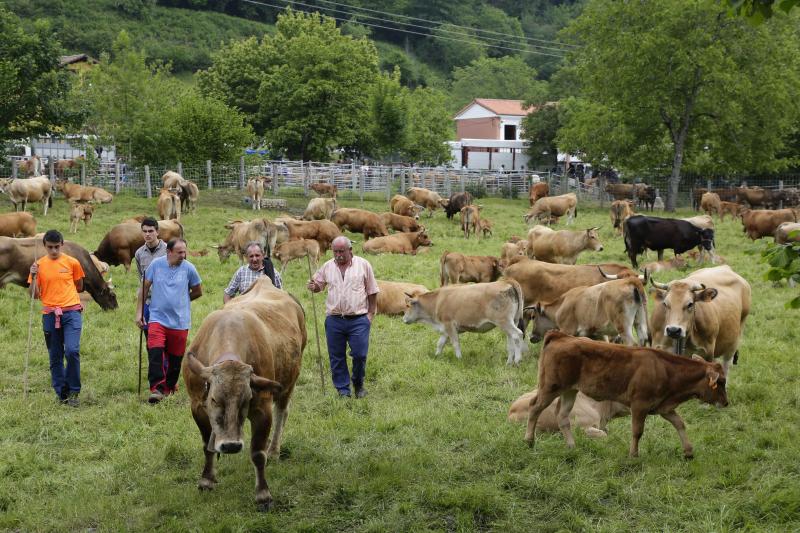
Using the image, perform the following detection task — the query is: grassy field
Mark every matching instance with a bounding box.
[0,191,798,532]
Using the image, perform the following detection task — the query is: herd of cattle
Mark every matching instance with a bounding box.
[1,169,799,509]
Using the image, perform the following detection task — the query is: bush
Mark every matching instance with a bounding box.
[499,185,519,199]
[465,182,487,198]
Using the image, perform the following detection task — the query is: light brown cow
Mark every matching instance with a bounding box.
[362,230,432,255]
[379,212,421,233]
[157,188,181,221]
[478,218,493,238]
[302,198,337,220]
[719,201,742,221]
[641,256,687,273]
[526,225,603,264]
[774,222,800,244]
[527,271,649,346]
[459,204,481,239]
[508,389,629,438]
[182,180,199,214]
[523,193,577,225]
[402,279,527,364]
[439,251,502,286]
[0,212,37,237]
[20,155,43,177]
[54,156,85,178]
[331,208,389,240]
[214,218,282,263]
[69,202,94,233]
[740,208,797,240]
[650,265,751,374]
[500,241,528,264]
[94,220,184,271]
[389,194,421,219]
[376,280,429,315]
[184,277,306,509]
[528,182,549,207]
[0,176,52,215]
[273,239,321,273]
[524,331,728,458]
[247,177,265,211]
[275,218,341,253]
[610,200,635,235]
[700,192,721,218]
[406,187,446,218]
[309,182,337,198]
[56,179,113,204]
[161,170,183,187]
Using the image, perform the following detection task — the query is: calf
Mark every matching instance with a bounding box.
[440,251,502,286]
[774,222,800,244]
[362,230,432,255]
[309,182,337,198]
[500,241,528,265]
[524,193,577,225]
[69,202,94,233]
[528,182,549,207]
[525,331,728,458]
[610,200,635,236]
[719,201,742,221]
[407,187,447,218]
[459,204,481,239]
[623,215,714,268]
[740,208,797,240]
[389,195,421,219]
[276,218,341,253]
[247,177,265,210]
[376,280,429,315]
[641,256,687,273]
[273,239,321,273]
[331,208,389,240]
[478,218,493,238]
[700,192,721,217]
[302,197,336,220]
[527,225,603,264]
[157,188,181,221]
[380,212,421,233]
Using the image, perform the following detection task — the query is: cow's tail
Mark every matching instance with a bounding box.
[507,278,525,334]
[633,282,651,345]
[439,250,450,287]
[574,203,578,219]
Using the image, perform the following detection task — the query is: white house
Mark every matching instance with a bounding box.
[451,99,533,170]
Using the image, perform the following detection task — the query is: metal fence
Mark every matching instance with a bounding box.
[3,155,799,208]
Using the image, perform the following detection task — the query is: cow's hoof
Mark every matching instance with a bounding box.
[529,334,542,344]
[256,498,273,513]
[198,478,216,491]
[684,450,694,460]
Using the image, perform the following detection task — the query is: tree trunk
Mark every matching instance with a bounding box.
[667,143,684,212]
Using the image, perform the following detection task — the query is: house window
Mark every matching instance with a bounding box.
[504,124,517,140]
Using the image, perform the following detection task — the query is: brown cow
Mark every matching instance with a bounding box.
[774,222,800,244]
[459,204,481,239]
[157,188,181,221]
[362,230,432,255]
[302,198,336,220]
[376,280,429,315]
[184,277,306,509]
[719,201,742,221]
[508,389,629,439]
[69,202,94,233]
[389,195,421,219]
[500,241,528,265]
[275,218,341,253]
[740,208,797,240]
[273,239,321,273]
[379,212,421,233]
[0,212,37,237]
[528,182,549,207]
[331,208,389,240]
[478,218,493,238]
[247,177,265,211]
[406,187,446,218]
[0,237,117,310]
[20,155,43,177]
[641,256,687,273]
[524,331,728,458]
[309,182,337,198]
[94,220,183,271]
[214,218,281,263]
[700,192,721,218]
[527,225,603,264]
[0,176,52,215]
[524,193,578,225]
[610,200,635,235]
[56,179,113,204]
[439,251,502,286]
[54,156,85,178]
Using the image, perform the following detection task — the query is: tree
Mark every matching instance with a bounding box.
[0,7,79,151]
[403,87,452,165]
[557,0,800,210]
[364,68,408,161]
[725,0,800,22]
[449,56,547,112]
[521,100,560,169]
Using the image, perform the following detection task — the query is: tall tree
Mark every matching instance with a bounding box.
[449,56,547,112]
[557,0,800,210]
[0,7,79,151]
[403,87,452,165]
[365,67,408,161]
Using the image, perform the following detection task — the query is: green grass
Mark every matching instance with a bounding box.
[1,192,799,531]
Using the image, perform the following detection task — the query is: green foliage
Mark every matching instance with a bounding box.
[726,0,800,23]
[114,0,155,20]
[365,68,408,161]
[760,233,800,308]
[0,7,79,148]
[449,56,547,112]
[403,87,453,165]
[522,101,560,168]
[464,182,487,198]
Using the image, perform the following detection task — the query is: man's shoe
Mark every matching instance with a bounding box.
[66,393,80,408]
[355,387,367,399]
[337,389,351,398]
[148,390,165,404]
[56,395,68,405]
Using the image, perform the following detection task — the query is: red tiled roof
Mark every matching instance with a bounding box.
[455,99,533,119]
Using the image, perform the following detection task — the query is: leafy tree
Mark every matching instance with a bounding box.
[521,100,560,169]
[403,87,452,165]
[426,24,486,72]
[0,7,79,151]
[365,68,408,161]
[725,0,800,22]
[761,234,800,308]
[556,0,800,210]
[449,56,547,112]
[472,5,526,58]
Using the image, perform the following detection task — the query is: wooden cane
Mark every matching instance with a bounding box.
[24,241,40,399]
[137,276,145,397]
[306,254,326,392]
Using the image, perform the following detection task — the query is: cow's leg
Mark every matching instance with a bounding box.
[191,406,218,491]
[657,249,664,261]
[557,390,578,448]
[629,407,648,457]
[525,389,559,446]
[445,325,462,359]
[501,321,524,365]
[435,333,449,356]
[249,401,274,510]
[267,394,291,458]
[661,410,693,458]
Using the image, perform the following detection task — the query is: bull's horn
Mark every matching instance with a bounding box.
[210,244,220,249]
[691,282,707,291]
[589,226,600,231]
[639,268,649,283]
[597,266,618,280]
[186,352,213,380]
[650,278,669,290]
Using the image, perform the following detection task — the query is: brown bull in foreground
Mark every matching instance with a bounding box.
[95,220,184,271]
[184,278,306,510]
[525,331,728,458]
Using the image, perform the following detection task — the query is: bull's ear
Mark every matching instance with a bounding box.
[706,370,720,389]
[250,373,283,394]
[694,288,718,302]
[187,352,213,381]
[649,287,666,301]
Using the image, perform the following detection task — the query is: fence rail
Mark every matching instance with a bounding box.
[3,156,799,209]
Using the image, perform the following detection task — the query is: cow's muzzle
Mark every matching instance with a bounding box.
[665,326,684,339]
[218,440,243,454]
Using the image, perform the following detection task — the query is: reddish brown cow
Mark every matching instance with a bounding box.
[740,208,797,240]
[439,251,502,286]
[309,182,337,198]
[0,212,37,237]
[362,230,432,255]
[331,208,389,240]
[276,219,341,253]
[380,212,421,233]
[389,195,421,219]
[528,182,549,207]
[95,221,184,271]
[524,331,729,458]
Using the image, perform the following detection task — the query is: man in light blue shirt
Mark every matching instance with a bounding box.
[136,238,202,403]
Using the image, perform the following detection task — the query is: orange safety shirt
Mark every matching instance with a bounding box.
[28,254,85,312]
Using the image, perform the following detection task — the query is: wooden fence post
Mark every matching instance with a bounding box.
[177,161,183,176]
[144,165,152,199]
[49,157,55,188]
[779,180,784,209]
[239,157,245,190]
[206,160,213,189]
[80,163,86,186]
[351,162,357,192]
[271,162,278,195]
[115,160,121,193]
[302,161,308,197]
[11,159,18,179]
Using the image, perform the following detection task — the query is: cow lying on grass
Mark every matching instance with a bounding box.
[508,389,628,438]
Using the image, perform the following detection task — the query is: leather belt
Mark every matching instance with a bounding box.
[334,313,366,319]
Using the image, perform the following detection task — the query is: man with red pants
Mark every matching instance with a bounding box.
[136,238,202,403]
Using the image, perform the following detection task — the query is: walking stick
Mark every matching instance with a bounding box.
[24,241,40,399]
[306,255,326,392]
[137,276,145,397]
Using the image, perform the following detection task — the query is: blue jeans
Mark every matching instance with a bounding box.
[325,315,371,394]
[42,311,83,398]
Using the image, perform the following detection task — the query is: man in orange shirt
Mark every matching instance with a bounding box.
[29,230,85,407]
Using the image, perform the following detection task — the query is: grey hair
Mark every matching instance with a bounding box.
[244,241,265,255]
[332,236,352,249]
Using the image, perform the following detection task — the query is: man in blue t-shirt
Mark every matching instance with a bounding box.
[136,238,202,404]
